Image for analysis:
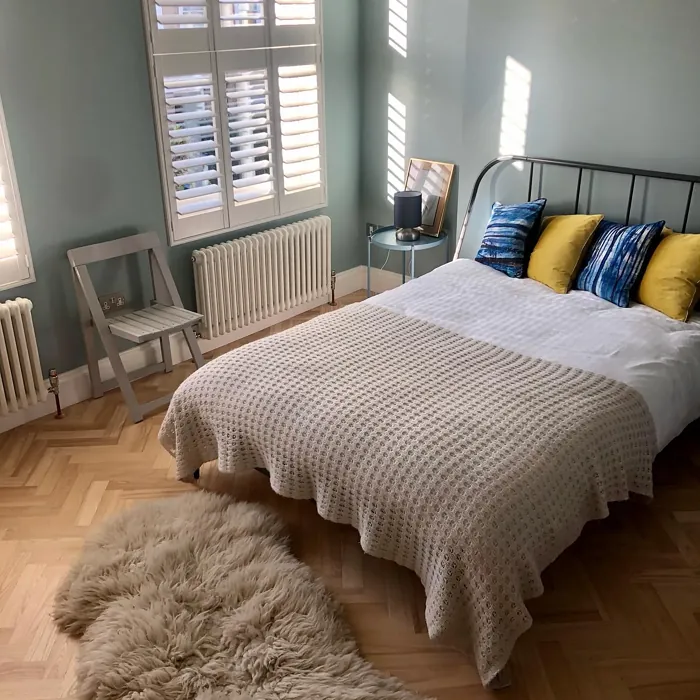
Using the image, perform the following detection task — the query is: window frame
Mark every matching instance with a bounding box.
[142,0,328,247]
[0,92,34,292]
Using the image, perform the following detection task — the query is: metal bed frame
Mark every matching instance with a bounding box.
[455,155,700,261]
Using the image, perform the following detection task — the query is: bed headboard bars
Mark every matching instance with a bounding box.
[455,155,700,261]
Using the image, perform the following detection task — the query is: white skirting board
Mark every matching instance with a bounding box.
[0,266,407,434]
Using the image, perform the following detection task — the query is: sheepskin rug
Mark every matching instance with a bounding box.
[54,491,428,700]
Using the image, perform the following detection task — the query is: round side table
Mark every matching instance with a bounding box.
[367,227,449,297]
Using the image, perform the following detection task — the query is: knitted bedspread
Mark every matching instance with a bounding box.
[159,303,656,686]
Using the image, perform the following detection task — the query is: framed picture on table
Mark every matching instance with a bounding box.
[404,158,455,237]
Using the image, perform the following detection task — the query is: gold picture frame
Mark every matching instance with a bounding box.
[404,158,455,237]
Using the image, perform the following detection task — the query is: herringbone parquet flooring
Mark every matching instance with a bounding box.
[1,291,699,699]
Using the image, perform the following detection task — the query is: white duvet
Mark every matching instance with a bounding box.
[368,258,700,450]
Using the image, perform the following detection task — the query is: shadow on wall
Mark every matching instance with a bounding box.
[456,0,700,256]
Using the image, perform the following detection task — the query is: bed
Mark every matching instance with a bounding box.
[159,156,700,687]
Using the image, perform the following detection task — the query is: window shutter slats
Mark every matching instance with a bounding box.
[157,13,208,26]
[155,53,227,241]
[0,96,31,290]
[171,140,217,155]
[232,145,271,159]
[229,131,271,147]
[273,47,325,214]
[146,0,213,55]
[169,125,216,138]
[176,183,222,199]
[158,0,207,6]
[231,159,271,175]
[214,1,266,51]
[278,65,320,191]
[166,73,223,218]
[227,67,275,206]
[145,0,325,245]
[174,169,222,185]
[216,50,278,226]
[219,2,265,25]
[269,0,318,46]
[275,1,315,24]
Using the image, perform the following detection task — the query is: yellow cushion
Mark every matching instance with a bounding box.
[637,229,700,321]
[527,215,603,293]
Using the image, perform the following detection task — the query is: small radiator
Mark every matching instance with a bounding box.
[193,216,332,340]
[0,298,47,417]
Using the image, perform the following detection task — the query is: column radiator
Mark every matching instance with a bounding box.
[0,298,47,416]
[192,216,332,341]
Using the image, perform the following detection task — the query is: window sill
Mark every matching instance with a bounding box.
[168,199,329,247]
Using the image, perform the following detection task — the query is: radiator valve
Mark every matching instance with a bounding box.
[330,270,337,307]
[48,368,63,419]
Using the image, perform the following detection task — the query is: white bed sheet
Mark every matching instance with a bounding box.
[368,258,700,450]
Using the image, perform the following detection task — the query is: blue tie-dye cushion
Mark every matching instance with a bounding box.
[475,199,547,278]
[575,219,665,307]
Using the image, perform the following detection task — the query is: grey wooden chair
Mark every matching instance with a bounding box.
[68,232,205,423]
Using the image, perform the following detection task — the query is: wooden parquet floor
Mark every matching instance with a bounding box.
[1,291,700,700]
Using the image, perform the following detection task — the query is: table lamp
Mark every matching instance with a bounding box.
[394,190,422,242]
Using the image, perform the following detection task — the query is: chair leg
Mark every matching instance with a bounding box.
[101,332,144,423]
[73,272,103,398]
[182,327,205,369]
[85,326,105,399]
[160,335,173,374]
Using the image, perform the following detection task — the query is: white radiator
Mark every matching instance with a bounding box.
[193,216,332,340]
[0,298,47,417]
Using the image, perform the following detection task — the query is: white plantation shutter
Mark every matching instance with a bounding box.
[148,0,214,54]
[0,96,32,291]
[270,0,317,46]
[275,47,325,214]
[214,1,266,50]
[143,0,325,245]
[217,50,278,226]
[155,53,227,240]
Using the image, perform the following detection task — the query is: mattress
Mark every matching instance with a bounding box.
[158,258,695,686]
[368,258,700,449]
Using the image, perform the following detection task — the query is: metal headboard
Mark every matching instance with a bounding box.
[454,155,700,261]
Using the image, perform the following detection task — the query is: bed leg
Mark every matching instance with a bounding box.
[193,468,200,481]
[487,665,512,690]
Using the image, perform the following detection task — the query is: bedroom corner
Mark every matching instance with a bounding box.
[1,1,700,699]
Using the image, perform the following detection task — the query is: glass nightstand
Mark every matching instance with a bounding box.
[367,227,450,297]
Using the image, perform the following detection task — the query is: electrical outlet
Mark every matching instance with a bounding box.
[98,292,127,314]
[366,223,380,237]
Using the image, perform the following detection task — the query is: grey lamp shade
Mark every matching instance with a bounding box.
[394,190,422,229]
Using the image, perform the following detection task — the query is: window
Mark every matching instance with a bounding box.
[0,93,33,291]
[143,0,326,245]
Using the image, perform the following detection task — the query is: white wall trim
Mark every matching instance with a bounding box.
[0,265,406,434]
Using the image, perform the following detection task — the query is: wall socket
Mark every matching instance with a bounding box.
[98,292,127,314]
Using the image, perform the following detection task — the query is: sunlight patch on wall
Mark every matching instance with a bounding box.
[499,57,531,171]
[388,0,408,57]
[387,93,407,204]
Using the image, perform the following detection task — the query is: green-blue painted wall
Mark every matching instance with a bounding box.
[4,0,700,374]
[362,0,700,271]
[0,0,362,373]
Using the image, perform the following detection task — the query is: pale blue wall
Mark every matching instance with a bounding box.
[0,0,362,373]
[6,0,700,374]
[361,0,700,267]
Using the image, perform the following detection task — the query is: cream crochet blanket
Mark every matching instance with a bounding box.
[160,304,656,685]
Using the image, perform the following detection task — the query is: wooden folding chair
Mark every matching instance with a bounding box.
[68,232,205,423]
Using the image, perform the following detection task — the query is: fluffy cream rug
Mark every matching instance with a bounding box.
[54,491,428,700]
